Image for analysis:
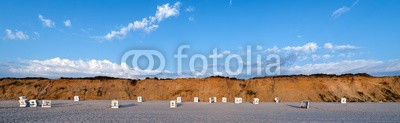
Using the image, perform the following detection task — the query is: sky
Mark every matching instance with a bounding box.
[0,0,399,79]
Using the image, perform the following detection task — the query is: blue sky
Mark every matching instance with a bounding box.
[1,0,399,78]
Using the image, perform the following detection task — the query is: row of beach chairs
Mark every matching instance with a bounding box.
[19,96,347,109]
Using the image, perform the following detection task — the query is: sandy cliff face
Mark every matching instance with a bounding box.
[1,75,399,102]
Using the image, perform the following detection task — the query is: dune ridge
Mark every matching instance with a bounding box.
[1,74,399,102]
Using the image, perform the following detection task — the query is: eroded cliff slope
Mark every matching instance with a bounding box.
[1,74,399,102]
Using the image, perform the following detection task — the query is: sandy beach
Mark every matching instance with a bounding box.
[1,100,399,122]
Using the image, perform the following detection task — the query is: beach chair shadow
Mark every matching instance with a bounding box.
[286,104,300,108]
[120,103,136,108]
[1,107,20,109]
[177,103,183,107]
[52,102,70,107]
[65,103,81,107]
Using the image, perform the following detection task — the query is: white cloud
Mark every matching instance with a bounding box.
[335,45,358,50]
[4,57,400,79]
[324,43,334,49]
[104,18,161,40]
[285,60,384,75]
[64,20,71,27]
[351,60,400,75]
[222,50,231,54]
[209,50,231,58]
[285,59,400,76]
[188,16,195,22]
[311,54,331,61]
[38,14,55,28]
[185,6,195,12]
[104,2,181,40]
[34,32,40,37]
[324,43,359,51]
[7,57,171,79]
[268,42,356,55]
[209,53,223,58]
[144,24,159,32]
[9,57,126,78]
[296,35,303,38]
[332,6,350,18]
[332,0,359,18]
[155,2,181,22]
[4,29,29,40]
[351,0,360,7]
[266,46,280,53]
[322,54,331,59]
[311,55,319,61]
[283,42,318,53]
[133,18,149,29]
[256,45,263,50]
[31,32,40,40]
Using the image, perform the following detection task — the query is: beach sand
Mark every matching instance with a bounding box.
[1,100,399,122]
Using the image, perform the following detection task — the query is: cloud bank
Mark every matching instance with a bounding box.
[5,57,399,79]
[3,42,399,79]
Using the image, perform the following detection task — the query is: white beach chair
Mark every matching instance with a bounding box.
[170,100,177,108]
[274,97,280,103]
[300,100,310,109]
[111,100,119,108]
[29,100,38,107]
[19,100,28,107]
[222,97,227,103]
[177,97,182,103]
[137,96,143,102]
[41,100,51,108]
[74,96,80,101]
[234,97,242,104]
[340,98,347,104]
[209,97,214,103]
[253,98,259,104]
